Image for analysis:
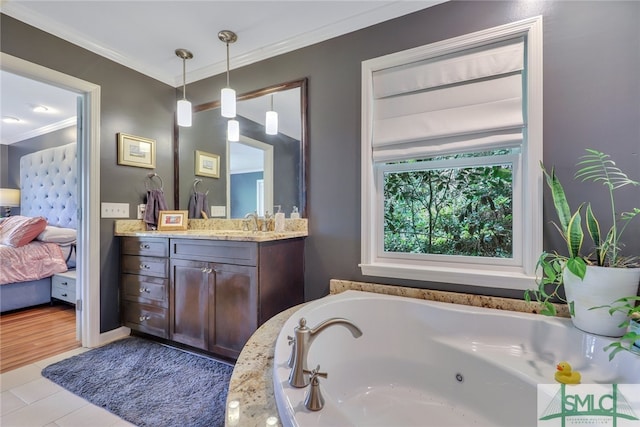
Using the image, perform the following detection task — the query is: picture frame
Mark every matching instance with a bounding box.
[117,133,156,169]
[195,150,220,178]
[157,210,188,231]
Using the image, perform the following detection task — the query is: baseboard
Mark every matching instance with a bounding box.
[97,326,131,347]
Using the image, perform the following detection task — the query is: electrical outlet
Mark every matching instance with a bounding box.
[210,205,226,217]
[101,202,129,218]
[137,204,146,220]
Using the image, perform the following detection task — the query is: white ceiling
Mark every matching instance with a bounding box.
[0,0,444,145]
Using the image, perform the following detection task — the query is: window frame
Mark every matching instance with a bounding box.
[360,16,543,290]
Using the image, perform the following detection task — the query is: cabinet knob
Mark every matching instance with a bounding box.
[60,281,68,286]
[139,315,151,322]
[201,267,214,274]
[140,244,150,249]
[140,264,150,270]
[139,287,150,293]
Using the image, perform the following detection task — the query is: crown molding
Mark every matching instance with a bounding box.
[2,117,77,145]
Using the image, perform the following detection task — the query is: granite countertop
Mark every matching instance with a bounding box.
[114,219,308,242]
[225,304,302,427]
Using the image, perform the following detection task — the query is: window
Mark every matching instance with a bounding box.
[360,17,543,290]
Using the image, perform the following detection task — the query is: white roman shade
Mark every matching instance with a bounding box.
[371,37,525,161]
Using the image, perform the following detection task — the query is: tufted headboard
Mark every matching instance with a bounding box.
[19,142,78,229]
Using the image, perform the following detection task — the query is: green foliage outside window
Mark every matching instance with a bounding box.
[383,162,513,257]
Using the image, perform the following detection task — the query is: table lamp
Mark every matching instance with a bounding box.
[0,188,20,217]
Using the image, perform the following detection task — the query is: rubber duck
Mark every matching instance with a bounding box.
[554,361,581,384]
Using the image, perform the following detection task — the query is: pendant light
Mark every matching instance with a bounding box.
[265,94,278,135]
[218,30,237,118]
[227,119,240,142]
[175,48,194,127]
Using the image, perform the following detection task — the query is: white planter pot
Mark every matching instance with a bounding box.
[563,265,640,337]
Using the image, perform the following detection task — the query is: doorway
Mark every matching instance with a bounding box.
[1,52,101,348]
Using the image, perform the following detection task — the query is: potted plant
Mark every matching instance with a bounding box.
[592,296,640,360]
[525,149,640,337]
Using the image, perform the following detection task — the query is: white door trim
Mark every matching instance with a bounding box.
[1,53,106,347]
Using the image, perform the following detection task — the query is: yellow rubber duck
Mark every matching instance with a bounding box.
[554,361,581,384]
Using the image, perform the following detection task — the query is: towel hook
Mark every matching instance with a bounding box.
[145,172,164,191]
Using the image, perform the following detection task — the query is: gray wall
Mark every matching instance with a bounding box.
[1,14,176,332]
[185,0,640,301]
[2,0,639,333]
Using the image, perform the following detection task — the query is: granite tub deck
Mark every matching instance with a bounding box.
[224,280,568,426]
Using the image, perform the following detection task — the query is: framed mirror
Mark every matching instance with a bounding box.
[174,78,307,219]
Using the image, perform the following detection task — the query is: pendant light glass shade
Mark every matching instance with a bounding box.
[177,99,192,127]
[221,87,236,118]
[175,48,193,127]
[265,111,278,135]
[227,119,239,142]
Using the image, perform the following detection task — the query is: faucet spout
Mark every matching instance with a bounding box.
[288,317,362,388]
[310,318,363,340]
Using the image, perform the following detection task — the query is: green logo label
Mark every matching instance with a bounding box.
[538,384,640,426]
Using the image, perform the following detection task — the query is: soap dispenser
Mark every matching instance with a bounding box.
[274,205,285,232]
[290,206,300,219]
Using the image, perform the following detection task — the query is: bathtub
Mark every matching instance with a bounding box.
[273,290,640,427]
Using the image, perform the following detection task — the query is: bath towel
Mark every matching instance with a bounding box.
[144,189,168,229]
[188,191,209,219]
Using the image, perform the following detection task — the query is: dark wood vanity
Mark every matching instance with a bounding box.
[120,235,304,360]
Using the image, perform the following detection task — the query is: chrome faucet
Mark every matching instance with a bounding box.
[244,211,259,232]
[288,317,362,388]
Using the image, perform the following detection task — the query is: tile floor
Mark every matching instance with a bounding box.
[1,348,136,427]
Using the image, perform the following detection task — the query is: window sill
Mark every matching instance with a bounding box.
[359,262,536,291]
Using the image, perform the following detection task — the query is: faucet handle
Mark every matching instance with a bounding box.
[303,365,328,411]
[303,365,328,379]
[287,335,296,368]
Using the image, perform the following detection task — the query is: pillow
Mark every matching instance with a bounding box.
[0,215,48,247]
[37,225,77,245]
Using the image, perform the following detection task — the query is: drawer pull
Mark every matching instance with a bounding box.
[140,244,150,249]
[139,315,151,322]
[139,287,150,293]
[60,281,68,286]
[61,293,68,297]
[140,264,150,270]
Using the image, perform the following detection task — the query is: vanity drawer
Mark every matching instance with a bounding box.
[170,239,257,266]
[121,237,169,257]
[123,301,168,338]
[121,274,168,307]
[121,255,169,278]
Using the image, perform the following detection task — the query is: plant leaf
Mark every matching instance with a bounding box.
[585,203,603,265]
[541,163,572,235]
[566,256,587,279]
[566,206,584,259]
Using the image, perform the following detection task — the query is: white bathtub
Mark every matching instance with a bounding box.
[273,290,640,427]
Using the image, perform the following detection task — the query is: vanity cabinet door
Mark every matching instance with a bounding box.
[209,263,258,359]
[170,258,212,350]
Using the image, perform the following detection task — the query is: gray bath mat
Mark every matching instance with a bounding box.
[42,337,234,427]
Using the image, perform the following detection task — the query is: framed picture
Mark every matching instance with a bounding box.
[157,210,188,231]
[117,133,156,169]
[195,150,220,178]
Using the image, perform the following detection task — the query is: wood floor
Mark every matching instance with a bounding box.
[0,304,80,373]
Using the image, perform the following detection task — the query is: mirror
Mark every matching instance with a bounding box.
[175,79,307,219]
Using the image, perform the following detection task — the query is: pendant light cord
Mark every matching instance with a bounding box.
[182,58,187,100]
[225,42,230,87]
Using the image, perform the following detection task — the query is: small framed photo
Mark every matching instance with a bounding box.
[117,133,156,169]
[195,150,220,178]
[157,210,188,231]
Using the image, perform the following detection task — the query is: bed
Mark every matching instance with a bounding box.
[0,142,77,312]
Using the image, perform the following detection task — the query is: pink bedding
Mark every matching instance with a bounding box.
[0,241,68,285]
